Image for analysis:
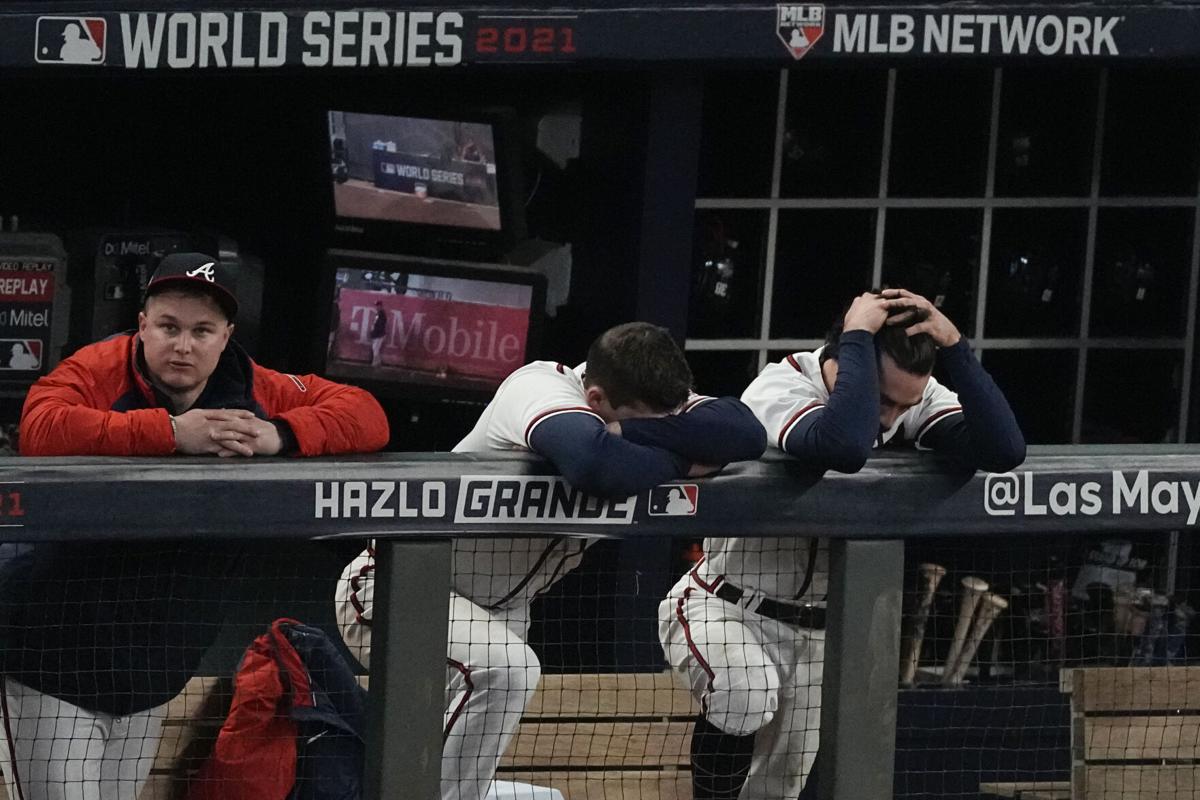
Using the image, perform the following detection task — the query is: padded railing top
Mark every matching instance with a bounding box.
[2,445,1198,541]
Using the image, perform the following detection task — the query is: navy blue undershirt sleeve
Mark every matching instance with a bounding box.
[528,412,688,497]
[782,329,879,473]
[919,339,1026,472]
[617,397,767,465]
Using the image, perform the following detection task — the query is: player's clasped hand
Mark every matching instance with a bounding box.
[881,287,963,347]
[842,291,892,335]
[172,409,283,457]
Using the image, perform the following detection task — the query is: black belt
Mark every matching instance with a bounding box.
[714,583,826,629]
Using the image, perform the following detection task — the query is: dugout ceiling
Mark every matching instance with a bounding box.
[2,2,1200,70]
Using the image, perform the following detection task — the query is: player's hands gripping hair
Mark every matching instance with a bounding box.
[881,288,962,347]
[841,291,892,335]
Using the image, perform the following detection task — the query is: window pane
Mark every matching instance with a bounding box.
[685,350,760,399]
[980,350,1077,444]
[1102,68,1200,197]
[1091,208,1194,338]
[780,68,887,198]
[995,68,1098,198]
[985,208,1088,337]
[696,71,779,198]
[1083,349,1182,443]
[882,209,983,335]
[889,68,992,197]
[771,209,877,339]
[688,210,768,339]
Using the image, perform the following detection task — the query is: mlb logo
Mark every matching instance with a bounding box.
[0,339,42,372]
[648,484,699,517]
[35,17,106,65]
[776,4,825,60]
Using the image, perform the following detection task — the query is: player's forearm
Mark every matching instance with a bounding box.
[782,330,878,471]
[928,340,1026,472]
[19,404,173,456]
[617,398,767,465]
[530,414,686,497]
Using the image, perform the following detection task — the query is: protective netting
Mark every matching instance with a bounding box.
[902,531,1197,800]
[0,529,1191,800]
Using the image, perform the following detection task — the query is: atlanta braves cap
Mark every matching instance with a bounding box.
[145,252,238,320]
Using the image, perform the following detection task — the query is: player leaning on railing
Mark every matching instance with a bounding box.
[659,288,1026,800]
[7,253,389,800]
[335,321,767,800]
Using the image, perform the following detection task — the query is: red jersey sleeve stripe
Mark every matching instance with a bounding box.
[786,354,804,373]
[915,406,964,441]
[524,406,604,447]
[777,402,825,450]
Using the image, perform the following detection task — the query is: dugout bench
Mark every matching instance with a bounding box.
[6,447,1200,800]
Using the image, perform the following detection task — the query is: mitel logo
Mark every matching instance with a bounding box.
[777,4,825,60]
[36,17,107,64]
[454,476,635,524]
[984,471,1200,525]
[649,484,699,516]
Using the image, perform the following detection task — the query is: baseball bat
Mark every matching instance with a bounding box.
[1128,601,1151,639]
[1165,601,1196,664]
[1113,584,1136,636]
[1045,577,1066,666]
[943,576,989,684]
[947,593,1009,685]
[1131,594,1170,666]
[900,563,947,686]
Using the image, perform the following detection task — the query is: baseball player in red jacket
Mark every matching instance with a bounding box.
[6,253,389,800]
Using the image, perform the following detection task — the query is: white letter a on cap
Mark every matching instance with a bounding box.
[186,262,216,282]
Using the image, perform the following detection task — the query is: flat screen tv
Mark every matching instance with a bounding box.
[318,249,545,402]
[328,109,525,249]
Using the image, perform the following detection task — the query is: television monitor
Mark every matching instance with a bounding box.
[318,249,545,401]
[328,109,525,249]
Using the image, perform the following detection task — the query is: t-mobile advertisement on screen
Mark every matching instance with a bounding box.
[329,110,502,231]
[325,269,532,392]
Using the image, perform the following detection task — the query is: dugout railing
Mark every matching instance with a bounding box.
[4,445,1199,800]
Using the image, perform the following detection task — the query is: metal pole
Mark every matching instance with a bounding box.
[364,538,452,800]
[818,539,904,800]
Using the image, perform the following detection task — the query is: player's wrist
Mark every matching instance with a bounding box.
[270,419,298,455]
[168,414,178,453]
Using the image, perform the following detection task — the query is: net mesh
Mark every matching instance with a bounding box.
[0,530,1190,800]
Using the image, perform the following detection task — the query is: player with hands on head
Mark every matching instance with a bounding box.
[659,287,1025,800]
[8,253,389,800]
[336,321,766,800]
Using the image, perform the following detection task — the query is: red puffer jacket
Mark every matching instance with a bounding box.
[19,333,389,456]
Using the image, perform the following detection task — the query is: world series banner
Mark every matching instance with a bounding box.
[3,4,1200,69]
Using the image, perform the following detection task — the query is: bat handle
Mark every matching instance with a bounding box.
[943,577,988,684]
[900,565,945,685]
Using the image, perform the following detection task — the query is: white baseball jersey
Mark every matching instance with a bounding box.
[451,359,705,609]
[451,361,599,609]
[696,346,963,602]
[452,360,711,610]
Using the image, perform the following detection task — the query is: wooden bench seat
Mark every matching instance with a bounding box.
[1064,666,1200,800]
[0,670,699,800]
[978,780,1071,799]
[163,670,697,800]
[497,671,699,800]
